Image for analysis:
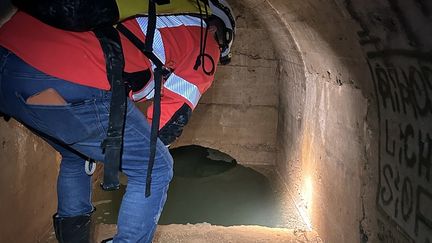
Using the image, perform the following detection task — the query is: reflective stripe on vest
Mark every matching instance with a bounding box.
[164,73,201,107]
[131,73,201,108]
[133,16,205,107]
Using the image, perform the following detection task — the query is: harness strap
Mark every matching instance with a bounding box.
[143,0,162,198]
[116,24,164,68]
[117,3,170,197]
[146,66,163,197]
[94,26,126,191]
[145,0,157,53]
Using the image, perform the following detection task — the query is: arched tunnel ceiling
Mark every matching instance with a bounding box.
[0,0,431,242]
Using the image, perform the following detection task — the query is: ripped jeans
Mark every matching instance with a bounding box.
[0,47,173,242]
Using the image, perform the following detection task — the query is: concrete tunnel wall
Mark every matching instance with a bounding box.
[178,1,371,242]
[179,0,371,242]
[0,0,431,242]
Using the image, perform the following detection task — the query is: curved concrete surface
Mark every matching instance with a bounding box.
[1,0,431,242]
[178,1,372,242]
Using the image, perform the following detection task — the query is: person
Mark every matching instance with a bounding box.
[0,2,235,242]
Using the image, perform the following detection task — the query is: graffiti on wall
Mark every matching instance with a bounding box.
[345,0,432,240]
[369,51,432,242]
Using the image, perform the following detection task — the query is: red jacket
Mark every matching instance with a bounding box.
[0,11,220,127]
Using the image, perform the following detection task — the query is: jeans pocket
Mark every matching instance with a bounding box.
[16,93,101,145]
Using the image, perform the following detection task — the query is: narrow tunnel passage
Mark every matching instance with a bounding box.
[1,0,431,242]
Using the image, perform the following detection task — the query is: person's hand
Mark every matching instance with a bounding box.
[158,104,192,145]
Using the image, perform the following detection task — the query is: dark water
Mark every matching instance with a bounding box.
[93,145,283,227]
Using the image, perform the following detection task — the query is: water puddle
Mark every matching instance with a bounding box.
[93,145,289,227]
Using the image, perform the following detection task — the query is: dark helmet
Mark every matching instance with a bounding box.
[208,0,236,65]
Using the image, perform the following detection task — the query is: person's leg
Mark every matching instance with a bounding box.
[71,98,173,242]
[111,101,173,243]
[48,143,94,217]
[48,144,95,243]
[0,47,173,242]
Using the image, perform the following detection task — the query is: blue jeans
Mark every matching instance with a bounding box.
[0,47,173,242]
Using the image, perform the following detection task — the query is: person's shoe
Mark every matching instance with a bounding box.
[53,212,93,243]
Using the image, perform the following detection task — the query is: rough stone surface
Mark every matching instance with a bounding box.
[174,0,279,166]
[178,104,278,165]
[0,120,59,243]
[238,1,372,242]
[92,224,322,243]
[346,0,432,242]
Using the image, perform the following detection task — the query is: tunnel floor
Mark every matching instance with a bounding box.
[45,145,307,242]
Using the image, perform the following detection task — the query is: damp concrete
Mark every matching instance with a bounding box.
[95,224,322,243]
[92,145,307,229]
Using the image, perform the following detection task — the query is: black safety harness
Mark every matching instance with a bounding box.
[95,0,171,197]
[96,0,215,197]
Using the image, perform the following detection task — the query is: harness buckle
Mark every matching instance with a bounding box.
[101,136,123,151]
